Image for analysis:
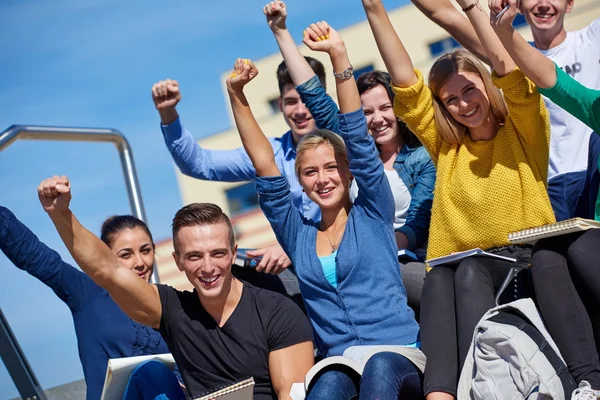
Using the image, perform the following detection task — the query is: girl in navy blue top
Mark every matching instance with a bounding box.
[226,10,425,400]
[0,206,183,400]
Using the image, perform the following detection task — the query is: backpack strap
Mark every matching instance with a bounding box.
[488,311,577,397]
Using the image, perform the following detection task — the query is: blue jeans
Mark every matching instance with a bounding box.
[123,360,186,400]
[548,133,600,221]
[306,352,424,400]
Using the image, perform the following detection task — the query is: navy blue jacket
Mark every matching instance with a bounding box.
[0,206,171,400]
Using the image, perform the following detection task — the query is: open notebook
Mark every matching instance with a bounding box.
[194,377,255,400]
[100,354,176,400]
[508,218,600,244]
[289,346,425,400]
[425,248,517,268]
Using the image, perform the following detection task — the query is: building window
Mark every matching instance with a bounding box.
[428,37,461,57]
[354,64,375,79]
[225,182,260,216]
[268,97,280,114]
[512,13,527,28]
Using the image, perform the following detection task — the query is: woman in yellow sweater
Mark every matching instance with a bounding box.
[361,0,555,398]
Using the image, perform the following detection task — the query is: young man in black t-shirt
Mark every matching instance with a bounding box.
[39,175,314,400]
[158,203,314,399]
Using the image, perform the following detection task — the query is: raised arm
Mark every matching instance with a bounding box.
[265,1,340,133]
[0,206,99,312]
[411,0,490,65]
[38,176,162,328]
[303,23,394,222]
[303,22,360,113]
[226,59,280,177]
[264,1,314,86]
[361,0,417,88]
[153,79,257,182]
[489,0,556,88]
[454,0,516,76]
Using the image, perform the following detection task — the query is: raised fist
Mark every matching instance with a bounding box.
[489,0,519,29]
[38,175,72,214]
[302,21,346,56]
[226,58,259,93]
[151,79,181,111]
[264,1,287,31]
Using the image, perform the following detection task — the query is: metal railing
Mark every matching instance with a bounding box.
[0,124,159,399]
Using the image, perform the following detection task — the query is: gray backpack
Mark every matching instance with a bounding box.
[458,298,576,399]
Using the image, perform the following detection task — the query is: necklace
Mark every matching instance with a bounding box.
[322,219,347,254]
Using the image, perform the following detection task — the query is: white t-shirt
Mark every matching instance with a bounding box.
[350,169,411,230]
[537,18,600,180]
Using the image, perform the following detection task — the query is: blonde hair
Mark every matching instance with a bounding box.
[428,49,508,145]
[295,129,348,178]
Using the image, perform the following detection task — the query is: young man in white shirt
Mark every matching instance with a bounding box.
[519,0,600,221]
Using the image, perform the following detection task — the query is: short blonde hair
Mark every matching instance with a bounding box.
[428,49,508,145]
[295,129,347,178]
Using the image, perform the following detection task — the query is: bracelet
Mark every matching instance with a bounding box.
[333,65,354,80]
[462,1,478,12]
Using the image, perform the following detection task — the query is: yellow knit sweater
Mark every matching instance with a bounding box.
[392,68,556,260]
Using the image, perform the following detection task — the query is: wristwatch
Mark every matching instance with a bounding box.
[333,65,354,80]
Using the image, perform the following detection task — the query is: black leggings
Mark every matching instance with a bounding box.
[531,229,600,388]
[420,246,532,396]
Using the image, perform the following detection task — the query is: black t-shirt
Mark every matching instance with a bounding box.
[157,282,313,399]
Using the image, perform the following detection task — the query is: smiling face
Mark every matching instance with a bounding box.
[439,71,491,129]
[279,84,317,144]
[173,222,236,301]
[298,143,351,211]
[520,0,573,37]
[110,227,155,282]
[360,84,399,148]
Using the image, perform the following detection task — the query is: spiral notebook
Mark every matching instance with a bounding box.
[194,377,255,400]
[508,218,600,244]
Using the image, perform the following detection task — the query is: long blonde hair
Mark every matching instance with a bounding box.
[428,49,508,145]
[295,129,348,178]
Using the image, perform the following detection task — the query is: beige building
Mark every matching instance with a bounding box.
[156,0,600,285]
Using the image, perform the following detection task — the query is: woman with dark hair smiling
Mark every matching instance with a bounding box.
[0,204,184,400]
[355,71,435,317]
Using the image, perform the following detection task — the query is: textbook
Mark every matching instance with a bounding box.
[289,345,426,400]
[194,377,255,400]
[100,353,176,400]
[508,218,600,244]
[235,248,262,268]
[425,248,517,268]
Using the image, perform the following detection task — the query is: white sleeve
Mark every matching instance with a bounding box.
[583,17,600,47]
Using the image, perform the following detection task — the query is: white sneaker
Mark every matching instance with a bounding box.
[571,381,600,400]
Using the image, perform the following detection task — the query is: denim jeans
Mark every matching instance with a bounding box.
[123,360,186,400]
[306,352,423,400]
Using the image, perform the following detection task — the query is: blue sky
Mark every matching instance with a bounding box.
[0,0,409,397]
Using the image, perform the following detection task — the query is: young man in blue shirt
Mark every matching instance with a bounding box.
[153,58,334,274]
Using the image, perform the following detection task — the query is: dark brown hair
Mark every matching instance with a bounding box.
[100,215,154,249]
[277,56,326,94]
[172,203,235,252]
[356,70,421,148]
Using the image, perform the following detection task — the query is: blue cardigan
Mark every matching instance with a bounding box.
[256,109,420,357]
[0,206,172,400]
[296,75,435,252]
